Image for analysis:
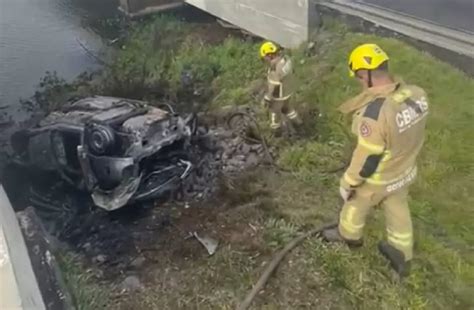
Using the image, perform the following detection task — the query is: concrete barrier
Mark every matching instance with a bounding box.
[0,186,74,310]
[0,186,46,310]
[317,0,474,75]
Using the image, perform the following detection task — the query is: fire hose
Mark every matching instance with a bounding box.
[225,108,345,309]
[236,223,338,310]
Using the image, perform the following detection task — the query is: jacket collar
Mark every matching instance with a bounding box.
[338,81,400,115]
[269,55,285,69]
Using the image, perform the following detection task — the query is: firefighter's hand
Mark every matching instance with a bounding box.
[339,186,354,202]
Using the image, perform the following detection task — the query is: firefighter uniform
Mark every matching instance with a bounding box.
[264,56,301,130]
[336,80,429,261]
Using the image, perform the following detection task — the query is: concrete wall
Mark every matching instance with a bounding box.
[185,0,310,47]
[0,186,45,310]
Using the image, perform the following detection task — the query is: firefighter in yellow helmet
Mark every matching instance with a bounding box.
[321,44,429,277]
[260,41,302,136]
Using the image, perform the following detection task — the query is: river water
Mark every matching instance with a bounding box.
[0,0,118,118]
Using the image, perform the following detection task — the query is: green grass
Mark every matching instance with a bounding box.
[59,254,112,310]
[267,23,474,309]
[61,17,474,309]
[97,15,263,106]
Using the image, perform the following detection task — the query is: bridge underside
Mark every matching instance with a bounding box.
[119,0,314,48]
[184,0,312,48]
[118,0,185,18]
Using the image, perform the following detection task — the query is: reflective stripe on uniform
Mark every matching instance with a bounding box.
[391,89,413,103]
[267,78,282,86]
[343,173,361,187]
[340,219,364,234]
[358,137,384,154]
[270,113,281,129]
[271,113,278,124]
[369,150,391,182]
[273,95,292,101]
[287,110,298,119]
[387,228,413,247]
[367,165,417,186]
[340,205,364,234]
[370,172,382,183]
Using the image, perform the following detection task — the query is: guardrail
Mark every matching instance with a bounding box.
[317,0,474,75]
[319,0,474,58]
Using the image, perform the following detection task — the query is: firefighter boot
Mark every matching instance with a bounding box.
[321,227,363,248]
[378,241,411,278]
[286,109,303,126]
[283,102,303,135]
[284,120,297,139]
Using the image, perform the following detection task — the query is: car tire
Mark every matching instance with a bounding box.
[86,124,116,156]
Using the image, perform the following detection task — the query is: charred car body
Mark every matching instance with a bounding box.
[10,96,197,211]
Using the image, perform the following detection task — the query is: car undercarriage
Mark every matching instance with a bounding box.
[9,96,198,211]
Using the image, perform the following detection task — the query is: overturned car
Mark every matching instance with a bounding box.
[10,96,198,211]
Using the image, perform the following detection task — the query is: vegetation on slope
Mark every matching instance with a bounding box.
[61,16,473,310]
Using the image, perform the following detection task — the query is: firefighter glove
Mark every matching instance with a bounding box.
[339,186,354,202]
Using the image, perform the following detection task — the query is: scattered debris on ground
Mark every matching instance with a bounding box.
[192,232,219,255]
[2,98,273,287]
[119,275,144,292]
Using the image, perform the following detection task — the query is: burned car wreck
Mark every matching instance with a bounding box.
[9,96,198,211]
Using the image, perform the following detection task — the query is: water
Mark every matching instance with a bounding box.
[0,0,118,118]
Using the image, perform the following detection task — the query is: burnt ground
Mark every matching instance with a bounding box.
[2,108,279,309]
[56,156,278,309]
[62,161,339,310]
[70,169,277,310]
[57,130,272,280]
[64,171,271,280]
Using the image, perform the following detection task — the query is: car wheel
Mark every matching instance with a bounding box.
[86,124,116,156]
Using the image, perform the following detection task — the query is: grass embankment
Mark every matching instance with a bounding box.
[64,17,474,309]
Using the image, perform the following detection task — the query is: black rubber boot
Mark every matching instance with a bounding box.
[321,227,363,248]
[378,241,411,278]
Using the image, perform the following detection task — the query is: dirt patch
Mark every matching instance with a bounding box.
[62,169,273,310]
[186,23,236,45]
[63,169,271,278]
[107,201,270,310]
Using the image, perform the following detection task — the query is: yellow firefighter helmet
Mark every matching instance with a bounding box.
[260,41,279,58]
[348,43,389,77]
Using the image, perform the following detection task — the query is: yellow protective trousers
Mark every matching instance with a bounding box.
[268,98,300,129]
[338,184,413,260]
